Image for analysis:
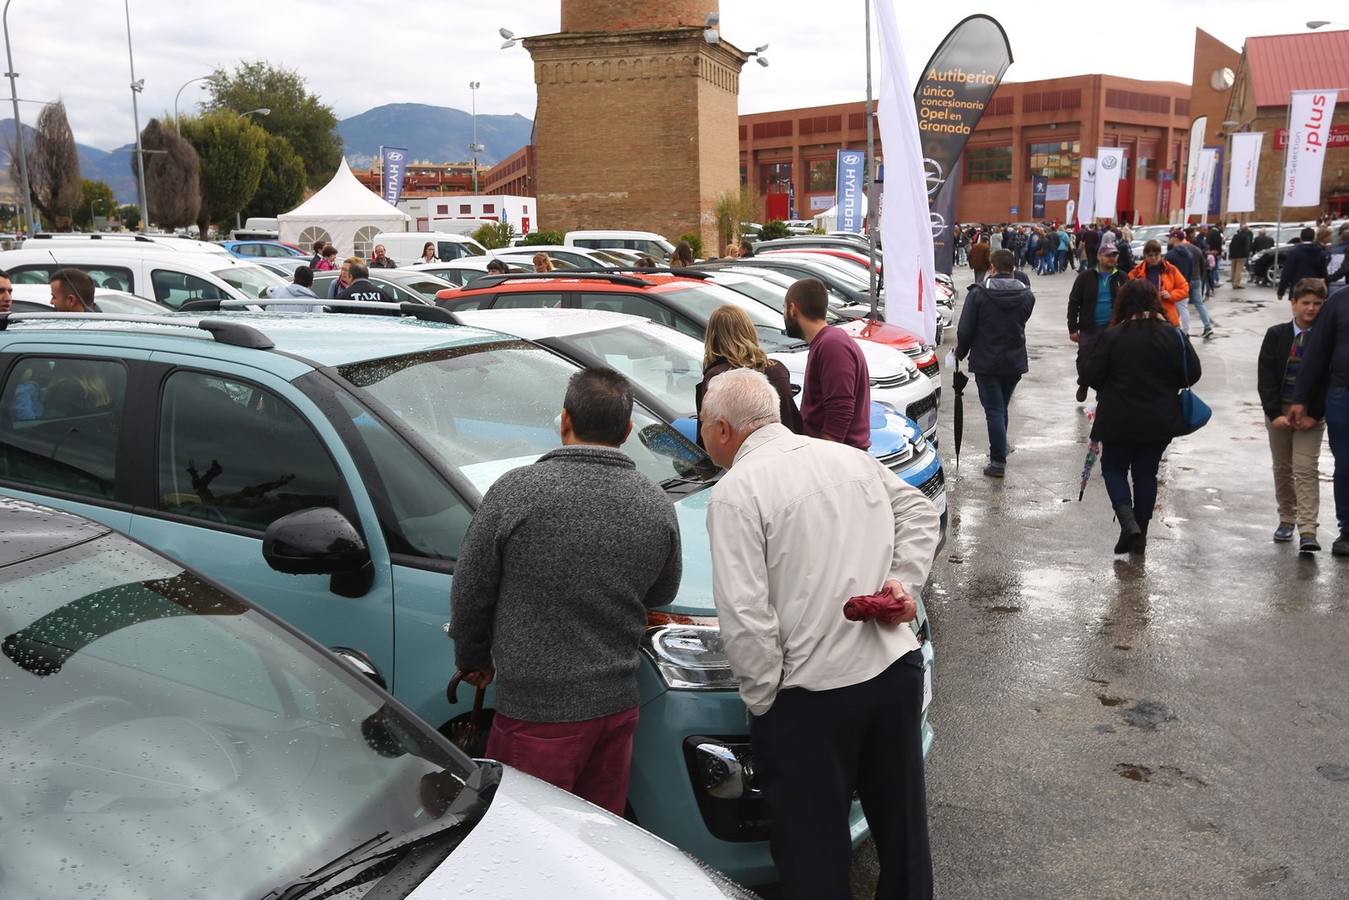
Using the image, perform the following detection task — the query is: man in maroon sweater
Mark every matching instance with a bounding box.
[784,278,872,449]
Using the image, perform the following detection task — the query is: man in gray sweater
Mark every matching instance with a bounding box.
[450,367,683,814]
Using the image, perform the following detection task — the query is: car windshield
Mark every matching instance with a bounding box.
[661,283,805,351]
[558,322,704,415]
[391,273,454,299]
[0,529,478,900]
[212,264,287,299]
[338,339,718,495]
[714,274,846,325]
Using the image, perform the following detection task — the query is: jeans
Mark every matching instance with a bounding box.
[1188,280,1213,331]
[1100,439,1171,522]
[1326,385,1349,533]
[1056,249,1069,272]
[976,373,1020,464]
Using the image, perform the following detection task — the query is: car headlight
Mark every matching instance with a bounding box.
[642,623,739,690]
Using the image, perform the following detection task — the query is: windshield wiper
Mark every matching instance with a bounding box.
[258,763,502,900]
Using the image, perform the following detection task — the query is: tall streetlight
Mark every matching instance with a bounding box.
[174,74,211,134]
[469,81,484,194]
[1306,20,1349,28]
[124,0,149,231]
[4,0,35,236]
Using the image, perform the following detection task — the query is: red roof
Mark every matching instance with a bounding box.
[1245,31,1349,107]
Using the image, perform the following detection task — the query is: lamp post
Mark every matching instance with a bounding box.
[1306,20,1349,28]
[469,81,484,194]
[124,0,149,232]
[4,0,35,236]
[174,74,211,134]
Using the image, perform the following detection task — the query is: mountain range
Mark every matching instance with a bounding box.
[1,103,534,205]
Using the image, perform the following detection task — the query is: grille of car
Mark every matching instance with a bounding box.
[906,393,939,428]
[872,370,915,389]
[876,443,916,471]
[917,466,945,501]
[915,358,940,379]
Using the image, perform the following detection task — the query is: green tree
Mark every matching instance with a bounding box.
[471,222,515,250]
[138,118,201,229]
[73,179,116,229]
[759,220,790,240]
[180,111,268,235]
[520,230,564,246]
[12,100,83,230]
[116,204,141,230]
[244,133,307,220]
[206,61,342,188]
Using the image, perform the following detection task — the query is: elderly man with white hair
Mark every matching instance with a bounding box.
[701,368,942,900]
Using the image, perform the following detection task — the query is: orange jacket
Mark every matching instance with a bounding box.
[1127,260,1188,326]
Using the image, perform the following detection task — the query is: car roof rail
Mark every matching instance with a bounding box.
[459,271,652,289]
[178,297,461,325]
[0,312,275,349]
[594,266,711,280]
[28,232,159,244]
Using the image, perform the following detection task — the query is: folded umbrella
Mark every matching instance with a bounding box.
[1077,438,1101,501]
[951,362,968,470]
[445,670,493,758]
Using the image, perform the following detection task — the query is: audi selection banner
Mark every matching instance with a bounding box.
[912,14,1013,274]
[835,148,867,233]
[1227,132,1264,213]
[1283,89,1340,208]
[380,146,409,206]
[1183,117,1208,217]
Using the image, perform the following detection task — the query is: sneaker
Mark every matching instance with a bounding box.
[1075,385,1089,403]
[1202,328,1215,339]
[983,462,1006,478]
[1299,534,1321,553]
[1273,523,1295,543]
[1334,533,1349,558]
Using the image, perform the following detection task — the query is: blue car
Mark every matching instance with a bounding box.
[220,239,306,260]
[0,307,937,886]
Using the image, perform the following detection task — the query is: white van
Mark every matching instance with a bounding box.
[372,231,487,264]
[564,230,675,262]
[0,246,286,308]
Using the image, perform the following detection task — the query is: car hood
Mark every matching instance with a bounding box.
[407,767,731,899]
[770,337,913,379]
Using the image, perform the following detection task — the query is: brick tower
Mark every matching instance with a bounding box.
[524,1,747,253]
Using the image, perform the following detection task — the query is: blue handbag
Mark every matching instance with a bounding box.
[1176,329,1211,434]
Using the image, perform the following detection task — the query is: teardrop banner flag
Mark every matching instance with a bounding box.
[1283,89,1339,208]
[1183,117,1208,217]
[1093,148,1125,224]
[1226,132,1263,214]
[911,14,1013,275]
[1077,158,1096,224]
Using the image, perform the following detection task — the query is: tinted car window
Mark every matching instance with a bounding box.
[0,529,477,900]
[236,243,263,256]
[0,357,127,500]
[578,292,677,328]
[152,269,226,309]
[9,264,134,292]
[157,372,342,531]
[492,291,565,309]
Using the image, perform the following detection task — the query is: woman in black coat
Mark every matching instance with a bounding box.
[695,305,802,448]
[1082,279,1202,554]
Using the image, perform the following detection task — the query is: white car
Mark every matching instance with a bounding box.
[489,245,624,270]
[404,257,535,286]
[373,231,488,264]
[8,284,165,315]
[23,231,232,256]
[0,246,287,309]
[565,230,675,262]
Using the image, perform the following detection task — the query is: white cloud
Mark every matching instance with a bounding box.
[2,0,1336,151]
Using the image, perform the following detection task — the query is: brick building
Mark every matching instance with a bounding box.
[481,144,537,197]
[523,0,748,252]
[739,74,1194,226]
[354,160,487,197]
[1214,29,1349,220]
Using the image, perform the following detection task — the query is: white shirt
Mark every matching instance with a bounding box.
[706,424,941,715]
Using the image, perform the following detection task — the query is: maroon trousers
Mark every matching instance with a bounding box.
[485,706,639,815]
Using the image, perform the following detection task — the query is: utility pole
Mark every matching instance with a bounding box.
[864,1,879,319]
[124,0,149,231]
[4,0,36,235]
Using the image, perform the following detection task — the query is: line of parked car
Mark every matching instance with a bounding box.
[0,229,948,897]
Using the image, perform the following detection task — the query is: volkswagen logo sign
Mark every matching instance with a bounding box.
[930,212,946,238]
[1100,155,1118,170]
[924,158,944,197]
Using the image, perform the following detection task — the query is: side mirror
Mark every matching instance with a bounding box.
[264,507,374,598]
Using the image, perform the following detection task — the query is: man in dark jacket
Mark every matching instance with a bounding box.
[1067,242,1127,401]
[957,248,1035,478]
[451,367,683,813]
[1278,228,1329,300]
[1081,225,1102,270]
[1326,224,1349,287]
[1259,279,1329,552]
[1290,284,1349,557]
[1170,230,1215,338]
[1252,228,1275,254]
[369,244,397,269]
[336,263,396,302]
[1229,225,1253,289]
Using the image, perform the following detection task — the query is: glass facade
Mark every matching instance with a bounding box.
[965,145,1012,183]
[1028,141,1081,179]
[807,157,837,192]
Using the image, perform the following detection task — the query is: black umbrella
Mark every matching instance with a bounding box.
[445,670,493,758]
[951,361,968,470]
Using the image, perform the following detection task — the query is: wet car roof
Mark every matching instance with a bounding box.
[0,497,108,568]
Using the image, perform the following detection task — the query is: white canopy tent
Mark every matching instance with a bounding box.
[811,194,870,234]
[278,158,411,259]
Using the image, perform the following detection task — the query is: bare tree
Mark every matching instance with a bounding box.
[21,101,83,230]
[137,119,200,228]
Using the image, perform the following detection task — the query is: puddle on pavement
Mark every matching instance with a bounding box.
[1114,763,1207,787]
[1244,866,1289,888]
[1097,693,1126,707]
[1120,699,1176,731]
[1315,764,1349,782]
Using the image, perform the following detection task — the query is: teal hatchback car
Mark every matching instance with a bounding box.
[0,308,936,886]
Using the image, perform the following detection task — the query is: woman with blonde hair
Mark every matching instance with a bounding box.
[695,305,802,445]
[533,253,554,272]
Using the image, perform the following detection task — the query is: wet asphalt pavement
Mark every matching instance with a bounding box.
[875,265,1349,899]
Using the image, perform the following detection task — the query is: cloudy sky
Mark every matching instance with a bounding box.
[5,0,1337,151]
